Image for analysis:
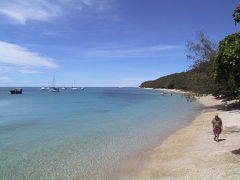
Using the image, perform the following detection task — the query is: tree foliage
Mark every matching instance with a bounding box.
[214,32,240,99]
[140,32,218,95]
[186,31,218,69]
[233,6,240,25]
[140,65,216,95]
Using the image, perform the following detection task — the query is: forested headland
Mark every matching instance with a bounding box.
[140,6,240,101]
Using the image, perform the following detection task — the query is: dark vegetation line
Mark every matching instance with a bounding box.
[140,5,240,101]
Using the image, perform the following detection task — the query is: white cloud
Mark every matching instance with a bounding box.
[80,45,181,58]
[0,66,41,74]
[81,77,149,87]
[19,69,41,74]
[0,76,32,83]
[0,41,59,69]
[0,0,113,24]
[0,0,62,24]
[0,66,17,73]
[150,45,179,51]
[0,76,10,81]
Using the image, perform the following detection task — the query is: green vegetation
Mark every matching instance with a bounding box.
[214,32,240,100]
[140,31,218,95]
[140,5,240,100]
[233,6,240,25]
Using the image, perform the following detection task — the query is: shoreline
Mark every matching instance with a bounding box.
[142,87,191,94]
[137,89,240,179]
[110,88,203,180]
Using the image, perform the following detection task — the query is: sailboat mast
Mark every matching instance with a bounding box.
[53,76,55,87]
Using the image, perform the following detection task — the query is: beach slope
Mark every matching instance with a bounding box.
[140,95,240,180]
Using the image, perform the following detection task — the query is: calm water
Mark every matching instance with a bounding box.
[0,87,202,180]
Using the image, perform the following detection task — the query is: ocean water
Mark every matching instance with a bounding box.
[0,87,202,180]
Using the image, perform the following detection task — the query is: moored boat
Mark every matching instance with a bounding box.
[10,88,22,94]
[71,87,78,91]
[50,87,60,92]
[71,81,78,91]
[50,77,60,92]
[160,92,169,96]
[160,92,173,96]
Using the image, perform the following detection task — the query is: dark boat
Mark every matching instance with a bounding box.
[10,88,22,94]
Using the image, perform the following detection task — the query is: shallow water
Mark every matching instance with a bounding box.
[0,87,202,179]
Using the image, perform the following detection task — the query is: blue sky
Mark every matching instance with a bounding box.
[0,0,238,87]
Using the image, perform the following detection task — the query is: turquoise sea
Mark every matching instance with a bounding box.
[0,87,202,180]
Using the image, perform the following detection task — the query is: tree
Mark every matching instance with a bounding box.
[213,32,240,100]
[213,5,240,100]
[140,32,219,95]
[186,31,218,69]
[233,6,240,25]
[185,31,218,94]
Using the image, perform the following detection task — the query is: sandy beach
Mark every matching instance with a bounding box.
[137,90,240,179]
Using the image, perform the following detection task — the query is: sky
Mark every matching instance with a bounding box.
[0,0,239,87]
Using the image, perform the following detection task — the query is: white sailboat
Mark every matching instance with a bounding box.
[61,82,67,90]
[71,81,78,91]
[46,83,50,90]
[50,77,59,92]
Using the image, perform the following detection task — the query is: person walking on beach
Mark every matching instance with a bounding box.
[212,115,223,142]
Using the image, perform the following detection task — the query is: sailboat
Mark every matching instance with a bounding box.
[45,83,50,90]
[71,87,78,91]
[51,87,59,92]
[50,77,59,92]
[61,83,67,90]
[71,81,78,91]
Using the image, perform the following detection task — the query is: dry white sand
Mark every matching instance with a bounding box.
[137,94,240,180]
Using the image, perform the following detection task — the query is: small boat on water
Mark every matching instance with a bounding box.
[71,87,78,91]
[50,87,60,92]
[40,87,46,91]
[50,77,60,92]
[71,81,78,91]
[10,88,22,94]
[80,87,85,90]
[160,92,173,96]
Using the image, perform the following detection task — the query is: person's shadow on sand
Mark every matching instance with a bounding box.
[217,139,226,142]
[232,148,240,155]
